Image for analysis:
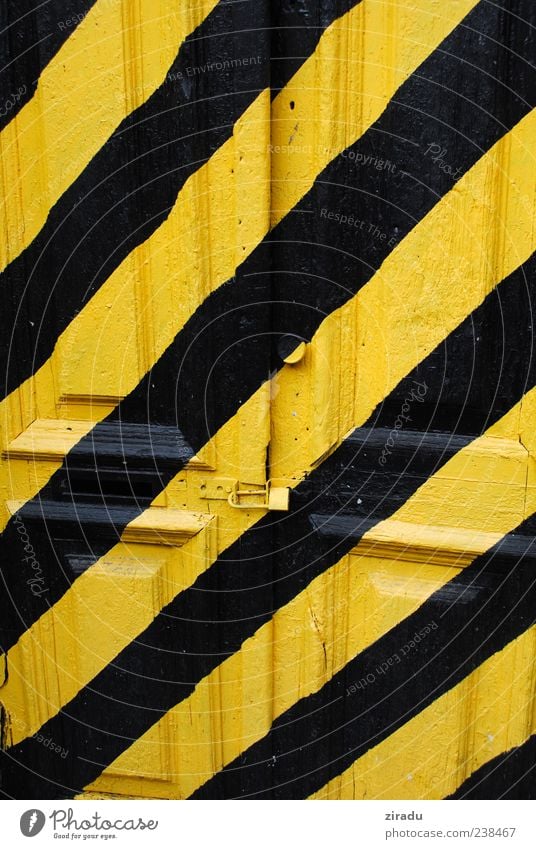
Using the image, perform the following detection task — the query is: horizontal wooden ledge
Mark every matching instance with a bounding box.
[58,394,123,407]
[4,419,92,461]
[357,519,504,567]
[3,418,211,470]
[338,427,528,484]
[309,513,533,569]
[123,508,212,547]
[6,499,212,547]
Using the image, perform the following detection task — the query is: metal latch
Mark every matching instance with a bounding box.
[228,482,290,511]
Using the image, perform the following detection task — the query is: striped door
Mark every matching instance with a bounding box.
[1,0,535,800]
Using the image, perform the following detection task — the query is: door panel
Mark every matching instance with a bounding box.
[1,0,536,801]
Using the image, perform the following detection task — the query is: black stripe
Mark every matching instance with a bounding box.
[266,0,536,388]
[190,527,536,798]
[2,3,536,647]
[1,0,535,794]
[1,252,534,798]
[448,735,536,800]
[0,422,197,651]
[0,222,535,649]
[0,0,97,132]
[270,0,358,95]
[73,0,536,441]
[0,0,367,400]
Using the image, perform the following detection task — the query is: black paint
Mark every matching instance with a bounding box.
[0,0,370,400]
[78,0,536,439]
[3,0,536,406]
[1,252,535,798]
[191,528,536,798]
[2,0,536,799]
[270,0,359,95]
[448,736,536,800]
[0,421,194,652]
[2,237,533,657]
[0,0,97,132]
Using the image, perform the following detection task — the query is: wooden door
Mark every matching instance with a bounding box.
[1,0,535,800]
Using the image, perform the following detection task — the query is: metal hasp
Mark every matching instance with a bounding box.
[228,482,290,511]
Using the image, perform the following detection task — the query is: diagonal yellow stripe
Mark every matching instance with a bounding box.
[0,0,479,529]
[0,88,271,528]
[74,98,536,792]
[0,0,219,272]
[81,390,536,798]
[1,387,270,748]
[270,0,480,228]
[310,625,536,799]
[4,95,535,751]
[271,104,536,478]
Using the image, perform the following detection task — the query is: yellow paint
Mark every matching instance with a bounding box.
[270,106,536,480]
[0,0,219,271]
[80,391,536,798]
[311,626,536,799]
[7,277,533,754]
[0,89,271,530]
[5,99,536,760]
[1,388,269,746]
[0,0,477,522]
[270,0,479,227]
[3,0,536,802]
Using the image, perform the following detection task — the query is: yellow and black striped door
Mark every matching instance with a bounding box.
[1,0,535,800]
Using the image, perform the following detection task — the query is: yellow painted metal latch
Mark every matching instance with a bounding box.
[199,479,290,510]
[228,482,290,511]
